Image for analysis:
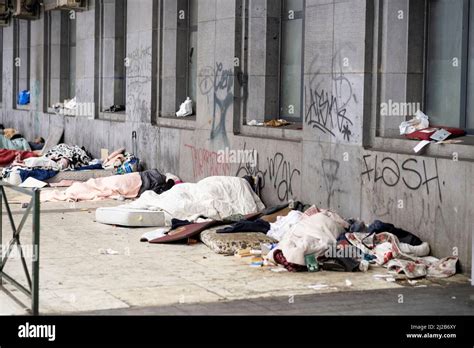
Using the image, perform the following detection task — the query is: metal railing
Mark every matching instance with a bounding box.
[0,183,40,316]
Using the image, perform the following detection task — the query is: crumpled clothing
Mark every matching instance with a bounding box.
[44,144,92,170]
[346,231,457,279]
[272,249,307,272]
[22,156,61,170]
[139,169,174,196]
[387,257,458,279]
[19,169,58,182]
[217,219,270,234]
[368,220,423,246]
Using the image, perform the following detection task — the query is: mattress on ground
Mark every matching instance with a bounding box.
[46,169,115,184]
[200,226,277,255]
[95,207,166,227]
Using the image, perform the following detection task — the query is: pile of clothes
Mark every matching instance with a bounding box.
[1,144,140,186]
[218,202,459,280]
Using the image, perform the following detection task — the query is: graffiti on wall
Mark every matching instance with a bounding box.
[361,155,443,202]
[185,144,231,178]
[305,49,358,142]
[235,143,301,202]
[199,62,234,147]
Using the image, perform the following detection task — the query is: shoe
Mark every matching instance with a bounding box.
[176,97,193,117]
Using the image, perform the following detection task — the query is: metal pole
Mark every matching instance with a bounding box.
[31,188,40,316]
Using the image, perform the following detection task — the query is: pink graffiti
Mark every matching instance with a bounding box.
[185,144,231,178]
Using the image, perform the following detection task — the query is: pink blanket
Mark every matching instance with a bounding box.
[41,173,142,202]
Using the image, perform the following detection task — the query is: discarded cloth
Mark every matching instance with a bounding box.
[345,231,457,279]
[41,172,142,202]
[76,163,104,171]
[272,249,307,272]
[44,144,92,170]
[216,219,270,234]
[368,220,423,246]
[0,149,37,167]
[19,169,58,182]
[171,218,193,230]
[320,257,360,272]
[139,169,175,196]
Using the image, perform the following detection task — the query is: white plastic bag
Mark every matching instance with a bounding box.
[399,110,429,135]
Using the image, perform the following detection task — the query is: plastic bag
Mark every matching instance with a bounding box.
[399,110,429,135]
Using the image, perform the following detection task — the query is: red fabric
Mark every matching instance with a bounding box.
[0,149,37,167]
[405,127,466,141]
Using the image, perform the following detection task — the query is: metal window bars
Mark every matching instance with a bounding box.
[0,183,40,316]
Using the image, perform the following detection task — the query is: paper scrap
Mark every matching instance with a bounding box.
[430,129,451,142]
[414,140,432,153]
[19,177,48,189]
[345,279,353,287]
[99,248,119,255]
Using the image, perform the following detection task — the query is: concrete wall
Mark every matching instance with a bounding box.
[0,0,472,272]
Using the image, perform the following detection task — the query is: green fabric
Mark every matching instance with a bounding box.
[0,135,31,151]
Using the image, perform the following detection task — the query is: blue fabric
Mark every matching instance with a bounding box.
[76,163,104,171]
[19,169,58,182]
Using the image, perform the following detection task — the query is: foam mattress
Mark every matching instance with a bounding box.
[95,207,166,227]
[46,169,116,184]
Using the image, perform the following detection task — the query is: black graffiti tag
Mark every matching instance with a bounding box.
[361,155,443,202]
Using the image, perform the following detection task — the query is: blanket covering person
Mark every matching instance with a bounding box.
[118,176,265,226]
[41,173,143,202]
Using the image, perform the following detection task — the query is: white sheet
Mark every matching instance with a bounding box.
[119,176,265,225]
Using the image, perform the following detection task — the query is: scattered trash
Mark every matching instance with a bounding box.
[176,97,193,117]
[399,110,429,135]
[452,296,456,300]
[247,120,264,127]
[373,274,393,279]
[385,277,397,283]
[308,284,329,290]
[345,279,353,287]
[99,248,119,255]
[250,257,264,267]
[359,260,370,272]
[235,248,253,258]
[308,284,338,291]
[19,177,47,189]
[270,267,288,273]
[408,280,418,286]
[21,203,29,209]
[264,119,291,128]
[414,140,431,154]
[415,285,427,288]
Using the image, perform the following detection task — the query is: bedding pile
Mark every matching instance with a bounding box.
[41,170,177,202]
[100,176,265,226]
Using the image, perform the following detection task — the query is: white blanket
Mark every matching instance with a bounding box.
[278,213,344,266]
[120,176,265,225]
